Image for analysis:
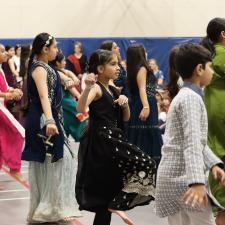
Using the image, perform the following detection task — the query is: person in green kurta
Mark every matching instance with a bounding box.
[51,52,87,142]
[201,17,225,225]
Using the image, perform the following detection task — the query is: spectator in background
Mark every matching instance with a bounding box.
[67,41,87,77]
[2,45,18,88]
[67,41,88,92]
[12,44,21,74]
[18,44,31,127]
[2,45,23,120]
[149,58,164,89]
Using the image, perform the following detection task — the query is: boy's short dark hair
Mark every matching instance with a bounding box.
[175,43,212,79]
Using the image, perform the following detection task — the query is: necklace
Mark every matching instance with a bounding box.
[98,81,113,97]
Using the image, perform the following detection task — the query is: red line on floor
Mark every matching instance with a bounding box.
[1,165,29,189]
[1,165,84,225]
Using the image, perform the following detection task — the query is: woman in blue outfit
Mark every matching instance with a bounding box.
[22,33,81,223]
[126,44,163,166]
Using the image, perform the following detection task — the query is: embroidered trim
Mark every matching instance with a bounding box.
[129,125,159,129]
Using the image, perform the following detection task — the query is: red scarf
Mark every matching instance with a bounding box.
[67,55,81,75]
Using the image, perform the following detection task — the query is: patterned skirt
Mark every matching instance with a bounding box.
[76,124,156,212]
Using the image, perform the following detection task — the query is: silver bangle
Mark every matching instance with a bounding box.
[45,118,56,126]
[64,78,72,83]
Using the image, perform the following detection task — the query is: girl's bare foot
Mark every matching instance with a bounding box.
[108,208,134,225]
[0,183,4,190]
[10,170,26,182]
[216,211,225,225]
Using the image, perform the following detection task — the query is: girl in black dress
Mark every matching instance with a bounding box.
[75,49,156,225]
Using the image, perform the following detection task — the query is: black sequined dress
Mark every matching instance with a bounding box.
[75,82,156,212]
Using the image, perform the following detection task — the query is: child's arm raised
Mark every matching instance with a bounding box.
[76,73,99,113]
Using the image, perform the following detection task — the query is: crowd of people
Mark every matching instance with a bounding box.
[0,17,225,225]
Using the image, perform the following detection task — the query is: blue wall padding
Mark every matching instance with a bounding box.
[0,37,201,82]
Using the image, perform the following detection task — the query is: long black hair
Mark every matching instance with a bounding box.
[200,17,225,56]
[167,46,180,99]
[88,49,113,74]
[19,44,31,78]
[126,43,156,94]
[28,32,55,72]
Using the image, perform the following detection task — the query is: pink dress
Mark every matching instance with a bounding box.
[0,68,25,171]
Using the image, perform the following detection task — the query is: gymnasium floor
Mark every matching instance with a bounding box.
[0,141,167,225]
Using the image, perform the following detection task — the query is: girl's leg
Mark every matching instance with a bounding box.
[168,210,190,225]
[9,169,25,181]
[93,209,112,225]
[188,204,216,225]
[108,209,134,225]
[216,211,225,225]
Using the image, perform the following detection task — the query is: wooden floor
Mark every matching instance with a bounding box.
[0,140,168,225]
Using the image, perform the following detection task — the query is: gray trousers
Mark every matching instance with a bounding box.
[168,205,216,225]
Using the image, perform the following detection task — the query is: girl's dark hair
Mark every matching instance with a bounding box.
[88,49,113,74]
[5,45,14,51]
[28,32,55,72]
[19,44,31,78]
[167,46,180,99]
[15,44,21,54]
[100,40,114,51]
[126,43,156,94]
[50,51,65,67]
[200,17,225,56]
[175,43,212,79]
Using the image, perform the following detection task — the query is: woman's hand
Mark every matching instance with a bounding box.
[5,92,14,100]
[46,123,59,136]
[13,89,23,101]
[139,107,150,121]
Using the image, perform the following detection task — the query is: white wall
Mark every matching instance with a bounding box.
[1,0,225,38]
